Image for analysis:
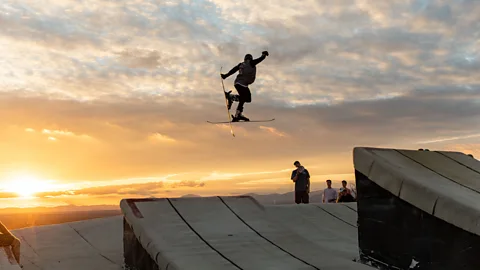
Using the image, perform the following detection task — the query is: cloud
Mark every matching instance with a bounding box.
[71,181,167,196]
[148,132,177,143]
[259,126,288,137]
[0,178,205,199]
[2,0,478,106]
[200,168,294,181]
[0,84,479,184]
[22,127,97,142]
[170,180,205,188]
[0,192,18,199]
[416,133,480,144]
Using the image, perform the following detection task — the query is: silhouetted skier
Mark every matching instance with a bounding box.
[221,51,269,122]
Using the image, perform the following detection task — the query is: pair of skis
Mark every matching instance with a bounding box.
[207,67,275,137]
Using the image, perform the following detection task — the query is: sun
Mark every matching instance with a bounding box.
[3,173,50,198]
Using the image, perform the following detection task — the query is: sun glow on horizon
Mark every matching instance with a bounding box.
[2,172,54,198]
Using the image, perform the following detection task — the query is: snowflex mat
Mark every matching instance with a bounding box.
[120,196,373,270]
[0,223,21,270]
[0,246,21,270]
[9,216,125,270]
[354,147,480,270]
[10,201,362,270]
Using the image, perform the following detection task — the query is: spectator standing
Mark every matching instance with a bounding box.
[323,179,337,203]
[291,160,310,204]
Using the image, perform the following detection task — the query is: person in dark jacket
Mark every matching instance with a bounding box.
[337,180,355,203]
[221,51,269,122]
[291,160,310,204]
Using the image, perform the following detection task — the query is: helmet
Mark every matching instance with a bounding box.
[244,54,253,61]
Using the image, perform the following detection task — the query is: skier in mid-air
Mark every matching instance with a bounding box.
[221,50,269,122]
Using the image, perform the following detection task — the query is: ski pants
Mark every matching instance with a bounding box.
[295,190,309,204]
[234,84,251,113]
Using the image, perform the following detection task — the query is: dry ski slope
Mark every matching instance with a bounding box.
[120,196,370,270]
[1,247,22,270]
[6,199,364,270]
[5,216,125,270]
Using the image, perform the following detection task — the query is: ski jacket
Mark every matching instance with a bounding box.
[225,54,266,87]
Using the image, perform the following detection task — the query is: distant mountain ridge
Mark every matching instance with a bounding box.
[181,194,202,198]
[0,204,121,214]
[181,189,327,205]
[0,188,348,214]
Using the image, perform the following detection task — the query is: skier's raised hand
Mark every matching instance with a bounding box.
[262,51,269,56]
[221,73,227,79]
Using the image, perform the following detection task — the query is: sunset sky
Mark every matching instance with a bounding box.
[1,0,479,208]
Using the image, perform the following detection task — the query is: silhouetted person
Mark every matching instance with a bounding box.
[291,160,310,204]
[221,51,269,122]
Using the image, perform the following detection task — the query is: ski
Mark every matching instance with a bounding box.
[207,118,275,124]
[220,66,235,137]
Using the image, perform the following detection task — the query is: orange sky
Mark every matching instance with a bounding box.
[1,0,480,209]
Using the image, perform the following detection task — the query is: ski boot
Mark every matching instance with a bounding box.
[232,111,250,122]
[238,114,250,121]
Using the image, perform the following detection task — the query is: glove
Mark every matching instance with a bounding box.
[221,73,227,79]
[262,51,269,56]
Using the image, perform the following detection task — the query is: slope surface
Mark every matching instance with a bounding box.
[264,203,358,259]
[120,196,371,270]
[0,247,22,270]
[9,200,365,269]
[11,216,124,270]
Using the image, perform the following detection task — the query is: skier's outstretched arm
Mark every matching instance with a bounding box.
[251,51,269,66]
[221,64,240,79]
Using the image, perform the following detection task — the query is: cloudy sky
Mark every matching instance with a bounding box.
[0,0,479,208]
